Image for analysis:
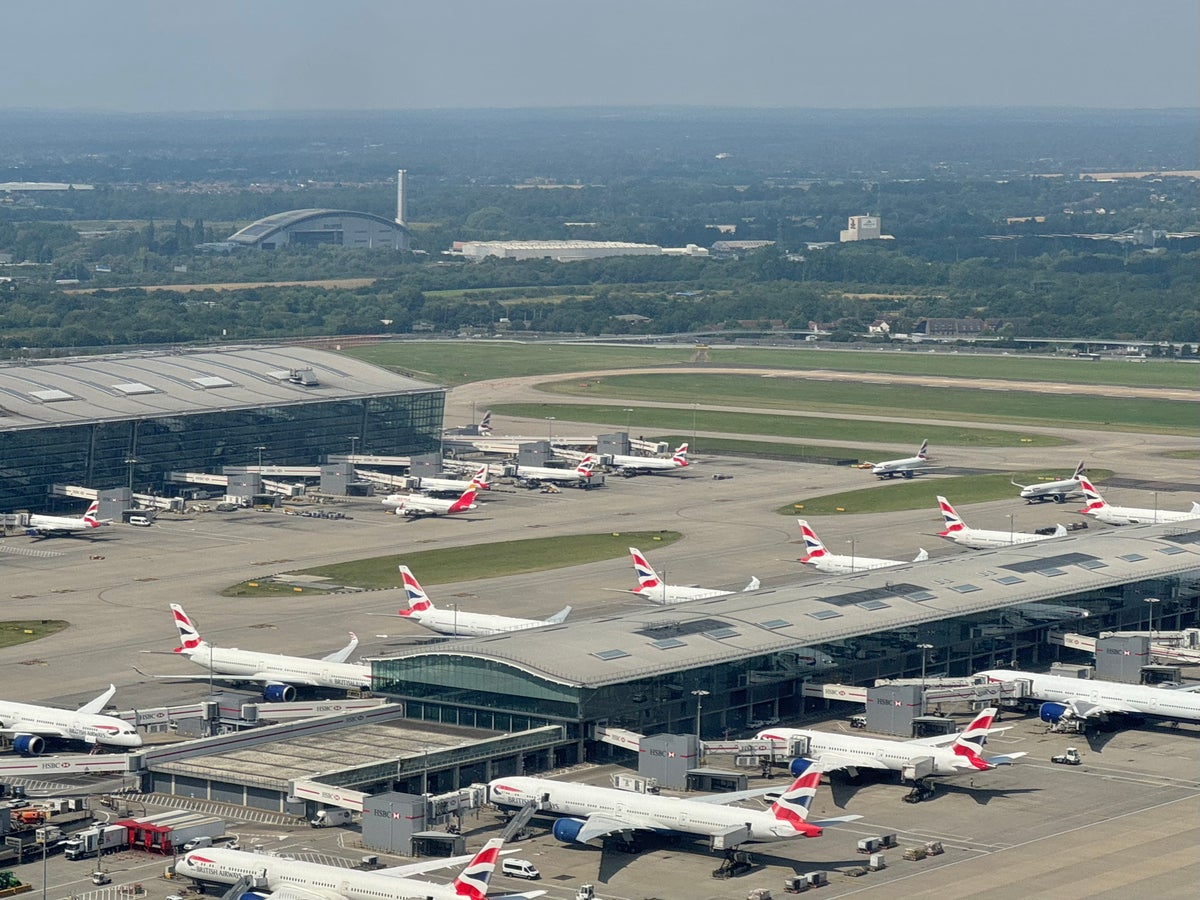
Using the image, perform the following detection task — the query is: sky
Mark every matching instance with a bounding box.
[4,0,1198,112]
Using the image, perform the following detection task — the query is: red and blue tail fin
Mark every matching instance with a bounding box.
[672,443,689,466]
[449,837,502,900]
[796,519,827,562]
[170,603,203,653]
[397,565,435,615]
[478,410,493,434]
[916,439,929,459]
[768,763,824,837]
[952,707,999,770]
[1077,477,1107,515]
[83,500,101,527]
[629,547,661,592]
[936,496,966,535]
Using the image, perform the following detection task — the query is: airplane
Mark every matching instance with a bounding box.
[139,604,373,701]
[625,547,759,604]
[385,485,479,518]
[1011,602,1090,621]
[978,668,1200,726]
[869,440,931,479]
[1013,460,1087,504]
[797,519,928,574]
[382,465,490,502]
[1076,477,1200,525]
[174,837,545,900]
[25,500,104,536]
[443,409,493,437]
[606,442,690,476]
[755,707,1024,789]
[511,458,595,486]
[388,566,571,637]
[0,685,142,755]
[488,763,859,848]
[935,496,1068,549]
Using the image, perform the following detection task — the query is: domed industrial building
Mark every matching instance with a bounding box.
[226,208,410,250]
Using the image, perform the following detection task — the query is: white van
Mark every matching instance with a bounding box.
[128,515,152,527]
[501,859,540,880]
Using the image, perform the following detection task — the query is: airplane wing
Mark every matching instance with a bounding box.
[815,752,890,773]
[253,887,342,900]
[1070,698,1142,718]
[322,633,359,663]
[0,722,69,739]
[571,813,644,843]
[907,726,1012,748]
[131,666,323,687]
[77,684,117,716]
[379,850,493,876]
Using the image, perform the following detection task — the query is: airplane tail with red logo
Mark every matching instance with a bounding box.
[478,410,493,434]
[796,519,828,563]
[672,443,689,466]
[448,486,477,513]
[1077,477,1108,516]
[397,565,436,616]
[952,707,1025,769]
[169,603,205,654]
[448,837,503,900]
[916,439,929,459]
[629,547,662,594]
[469,465,490,490]
[936,496,967,535]
[768,763,826,837]
[576,458,595,478]
[83,500,101,527]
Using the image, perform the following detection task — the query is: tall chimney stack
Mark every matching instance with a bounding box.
[395,169,407,226]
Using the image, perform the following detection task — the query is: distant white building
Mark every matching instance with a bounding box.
[454,240,663,261]
[840,215,892,242]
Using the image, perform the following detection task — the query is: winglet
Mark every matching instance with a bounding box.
[78,684,117,716]
[546,606,572,625]
[322,633,359,664]
[913,548,929,562]
[743,576,761,592]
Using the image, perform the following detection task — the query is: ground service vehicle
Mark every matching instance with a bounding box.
[64,825,129,860]
[309,808,353,828]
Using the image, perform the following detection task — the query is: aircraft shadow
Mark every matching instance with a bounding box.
[927,781,1040,806]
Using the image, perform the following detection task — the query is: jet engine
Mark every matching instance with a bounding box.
[13,734,46,756]
[551,817,589,843]
[789,757,816,777]
[1039,702,1071,723]
[262,683,297,703]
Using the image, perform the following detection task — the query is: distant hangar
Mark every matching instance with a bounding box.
[226,209,410,251]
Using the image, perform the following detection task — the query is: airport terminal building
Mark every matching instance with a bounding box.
[0,346,443,511]
[371,524,1200,749]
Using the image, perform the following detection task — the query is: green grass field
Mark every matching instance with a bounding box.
[537,373,1196,434]
[493,402,1067,448]
[0,620,68,649]
[780,470,1112,516]
[342,341,1199,390]
[223,531,682,596]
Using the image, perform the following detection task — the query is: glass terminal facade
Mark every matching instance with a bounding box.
[372,570,1196,748]
[0,391,443,510]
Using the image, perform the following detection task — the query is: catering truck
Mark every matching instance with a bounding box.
[63,825,129,861]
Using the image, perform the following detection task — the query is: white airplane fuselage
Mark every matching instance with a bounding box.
[633,584,733,604]
[0,699,142,750]
[871,457,928,478]
[175,848,464,900]
[979,669,1200,723]
[801,554,907,575]
[406,610,557,637]
[27,513,100,535]
[939,528,1060,550]
[488,777,805,844]
[756,728,974,777]
[609,454,682,474]
[181,645,372,690]
[1082,504,1200,526]
[514,464,591,483]
[1019,477,1084,503]
[390,495,475,516]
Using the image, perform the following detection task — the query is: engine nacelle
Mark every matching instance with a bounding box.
[13,734,46,756]
[239,893,270,900]
[789,757,815,777]
[551,817,589,844]
[1039,702,1071,723]
[262,683,297,703]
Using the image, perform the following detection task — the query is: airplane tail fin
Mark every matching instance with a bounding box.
[743,576,761,592]
[1052,524,1068,537]
[448,486,477,513]
[322,633,359,664]
[629,547,662,593]
[545,606,572,625]
[672,443,689,466]
[1191,502,1200,515]
[470,465,490,489]
[913,548,929,562]
[952,707,1001,770]
[917,439,929,459]
[576,459,595,478]
[796,519,828,563]
[77,684,118,716]
[83,500,101,527]
[478,410,493,434]
[170,603,204,653]
[1072,459,1087,480]
[936,496,966,535]
[397,565,435,616]
[768,762,825,837]
[1077,477,1107,515]
[448,837,503,900]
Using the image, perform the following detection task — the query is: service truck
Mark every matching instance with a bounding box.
[162,815,225,855]
[63,825,129,861]
[309,808,353,828]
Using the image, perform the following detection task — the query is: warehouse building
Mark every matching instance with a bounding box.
[225,209,410,250]
[453,240,708,262]
[371,523,1199,751]
[0,346,443,511]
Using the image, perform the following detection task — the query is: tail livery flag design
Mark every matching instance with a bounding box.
[398,565,434,615]
[768,766,824,837]
[449,837,502,900]
[170,603,203,652]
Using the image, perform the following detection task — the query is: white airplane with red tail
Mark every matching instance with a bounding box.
[797,519,927,574]
[26,500,105,536]
[936,496,1067,549]
[608,442,690,475]
[625,547,759,604]
[385,485,479,518]
[1077,477,1200,525]
[388,566,571,637]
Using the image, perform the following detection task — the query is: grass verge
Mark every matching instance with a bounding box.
[0,620,69,650]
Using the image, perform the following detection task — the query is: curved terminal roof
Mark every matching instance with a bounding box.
[0,346,441,430]
[227,209,405,245]
[387,523,1200,689]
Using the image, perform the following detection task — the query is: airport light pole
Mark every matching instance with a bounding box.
[1007,514,1015,546]
[692,403,699,451]
[545,416,556,447]
[1144,597,1160,635]
[691,689,710,745]
[255,444,266,470]
[623,408,633,434]
[918,643,933,692]
[348,436,359,458]
[847,539,856,573]
[124,456,139,493]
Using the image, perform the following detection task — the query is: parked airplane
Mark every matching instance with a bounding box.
[1013,460,1087,503]
[25,500,104,536]
[139,604,372,701]
[383,466,490,502]
[978,669,1200,726]
[512,458,596,486]
[443,409,493,437]
[870,440,931,479]
[386,485,479,518]
[756,708,1023,788]
[607,443,690,475]
[936,496,1067,549]
[390,566,571,636]
[175,837,544,900]
[1012,602,1090,621]
[0,685,142,755]
[797,520,928,574]
[489,764,857,847]
[1077,478,1200,525]
[625,547,759,604]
